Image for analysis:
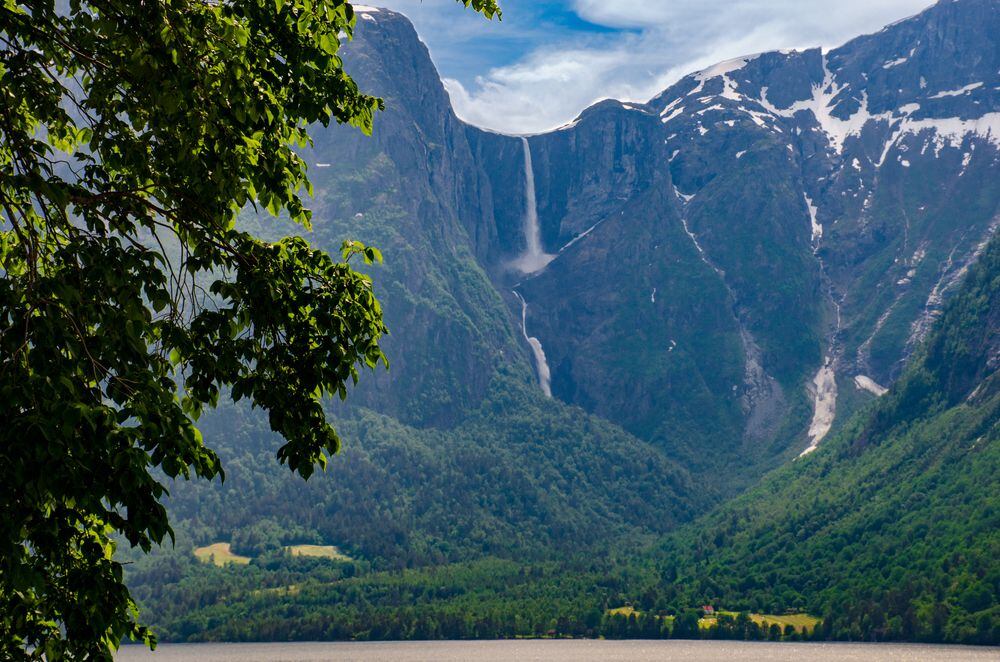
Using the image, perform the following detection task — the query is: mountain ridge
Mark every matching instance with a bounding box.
[242,0,1000,477]
[491,0,999,468]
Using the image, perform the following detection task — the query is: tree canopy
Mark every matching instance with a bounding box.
[0,0,499,658]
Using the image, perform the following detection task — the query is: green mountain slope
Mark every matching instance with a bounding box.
[123,373,696,640]
[635,236,1000,644]
[159,372,694,569]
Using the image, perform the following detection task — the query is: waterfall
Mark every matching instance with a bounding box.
[510,138,554,397]
[513,291,552,397]
[804,193,822,244]
[511,137,555,274]
[521,137,543,258]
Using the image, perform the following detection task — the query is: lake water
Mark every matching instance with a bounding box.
[117,640,1000,661]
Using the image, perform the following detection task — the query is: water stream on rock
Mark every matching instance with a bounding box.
[513,291,552,397]
[511,138,556,274]
[511,137,555,397]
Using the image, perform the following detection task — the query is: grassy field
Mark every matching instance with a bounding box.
[251,584,302,598]
[193,542,251,567]
[193,543,350,566]
[285,544,351,560]
[610,606,819,634]
[751,613,821,633]
[699,611,821,633]
[607,606,640,617]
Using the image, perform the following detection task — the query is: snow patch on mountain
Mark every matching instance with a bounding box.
[801,357,838,456]
[661,106,685,124]
[557,220,603,253]
[854,375,888,396]
[929,82,984,98]
[660,96,682,116]
[889,113,1000,154]
[694,54,761,82]
[675,190,695,204]
[354,5,380,20]
[758,58,887,153]
[804,193,822,243]
[660,54,760,115]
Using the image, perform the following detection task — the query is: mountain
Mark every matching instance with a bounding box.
[155,375,694,568]
[296,0,1000,479]
[633,233,1000,644]
[509,0,1000,471]
[123,0,999,643]
[128,235,1000,644]
[280,8,523,427]
[205,7,696,568]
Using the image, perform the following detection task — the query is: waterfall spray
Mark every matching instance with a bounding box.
[511,137,555,274]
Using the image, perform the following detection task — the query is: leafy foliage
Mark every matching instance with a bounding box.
[0,0,498,658]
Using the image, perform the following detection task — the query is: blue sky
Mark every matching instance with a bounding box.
[361,0,934,134]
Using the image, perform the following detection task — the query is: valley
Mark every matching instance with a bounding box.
[121,0,999,647]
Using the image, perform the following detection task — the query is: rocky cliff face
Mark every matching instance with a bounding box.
[303,0,999,476]
[298,8,530,428]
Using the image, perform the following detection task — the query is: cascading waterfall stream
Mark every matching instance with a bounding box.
[511,137,555,274]
[513,291,552,397]
[510,137,555,397]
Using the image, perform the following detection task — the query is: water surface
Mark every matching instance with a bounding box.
[117,640,1000,661]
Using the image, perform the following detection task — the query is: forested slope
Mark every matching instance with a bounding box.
[127,238,1000,645]
[633,236,1000,644]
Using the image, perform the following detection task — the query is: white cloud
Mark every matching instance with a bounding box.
[570,0,928,33]
[442,40,684,134]
[375,0,935,134]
